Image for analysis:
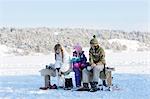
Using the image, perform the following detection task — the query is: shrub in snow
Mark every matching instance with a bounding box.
[111,41,127,51]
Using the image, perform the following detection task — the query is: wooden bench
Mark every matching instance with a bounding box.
[99,67,115,87]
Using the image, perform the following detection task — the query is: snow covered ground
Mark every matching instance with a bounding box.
[0,74,150,99]
[0,45,150,99]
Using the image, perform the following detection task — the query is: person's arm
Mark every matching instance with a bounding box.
[89,49,94,65]
[82,54,87,64]
[80,54,87,68]
[100,48,106,65]
[72,52,77,62]
[62,52,64,63]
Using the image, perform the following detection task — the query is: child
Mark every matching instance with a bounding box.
[54,43,70,88]
[72,44,87,87]
[40,43,71,90]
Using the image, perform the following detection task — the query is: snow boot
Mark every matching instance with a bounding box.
[39,86,49,90]
[76,83,90,91]
[90,82,99,92]
[64,78,73,90]
[49,84,57,89]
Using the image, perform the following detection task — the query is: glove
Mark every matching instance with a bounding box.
[73,63,80,69]
[80,63,86,69]
[86,66,93,71]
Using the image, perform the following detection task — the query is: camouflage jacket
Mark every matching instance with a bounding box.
[89,46,106,65]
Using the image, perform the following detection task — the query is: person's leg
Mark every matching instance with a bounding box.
[93,65,104,82]
[82,68,91,83]
[90,65,104,92]
[56,68,64,87]
[76,68,92,91]
[73,68,82,87]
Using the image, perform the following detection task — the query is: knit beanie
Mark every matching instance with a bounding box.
[90,35,98,44]
[73,43,82,52]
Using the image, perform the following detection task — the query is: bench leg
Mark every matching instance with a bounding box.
[106,71,112,87]
[45,75,51,87]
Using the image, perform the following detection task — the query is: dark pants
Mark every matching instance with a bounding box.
[73,68,82,87]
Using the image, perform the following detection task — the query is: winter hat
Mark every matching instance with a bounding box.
[73,43,82,52]
[90,35,98,44]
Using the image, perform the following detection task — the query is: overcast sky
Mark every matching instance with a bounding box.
[0,0,149,32]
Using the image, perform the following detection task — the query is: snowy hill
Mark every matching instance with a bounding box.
[107,39,150,52]
[0,27,150,54]
[108,39,139,51]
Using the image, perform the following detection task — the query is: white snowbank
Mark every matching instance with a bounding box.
[0,45,11,56]
[108,39,141,51]
[0,51,150,76]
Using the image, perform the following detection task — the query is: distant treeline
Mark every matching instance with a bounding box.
[0,27,149,55]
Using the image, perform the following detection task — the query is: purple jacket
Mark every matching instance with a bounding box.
[72,51,87,68]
